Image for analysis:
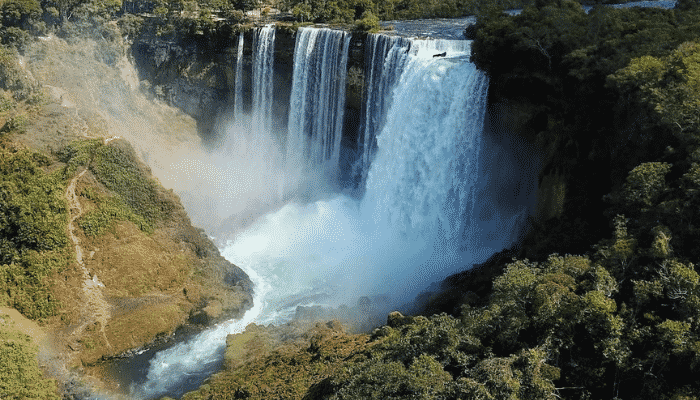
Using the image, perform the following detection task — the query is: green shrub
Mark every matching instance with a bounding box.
[0,92,16,112]
[2,112,29,133]
[354,11,380,32]
[79,195,153,236]
[117,14,145,40]
[0,146,68,319]
[0,0,41,29]
[60,139,172,232]
[57,138,102,177]
[90,144,173,226]
[0,45,35,98]
[0,148,68,252]
[0,317,60,399]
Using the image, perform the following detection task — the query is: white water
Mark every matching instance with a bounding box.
[233,32,244,120]
[357,34,410,186]
[133,30,535,399]
[252,25,276,135]
[130,247,270,399]
[286,27,351,188]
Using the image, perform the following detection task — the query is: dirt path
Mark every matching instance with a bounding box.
[65,168,112,351]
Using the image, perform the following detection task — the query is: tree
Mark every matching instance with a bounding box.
[0,0,41,29]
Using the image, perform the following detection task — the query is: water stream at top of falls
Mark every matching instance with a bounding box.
[128,26,537,399]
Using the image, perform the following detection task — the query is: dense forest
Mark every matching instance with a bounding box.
[2,0,700,398]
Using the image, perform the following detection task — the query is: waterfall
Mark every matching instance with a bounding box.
[286,27,351,186]
[233,32,244,120]
[362,39,482,239]
[356,34,411,187]
[356,36,473,188]
[131,28,536,400]
[252,25,276,134]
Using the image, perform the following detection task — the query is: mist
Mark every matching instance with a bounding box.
[25,26,540,398]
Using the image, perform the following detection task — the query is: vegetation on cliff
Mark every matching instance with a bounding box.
[0,142,69,320]
[0,9,253,391]
[0,315,60,399]
[58,138,175,235]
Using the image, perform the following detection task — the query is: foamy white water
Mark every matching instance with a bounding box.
[131,261,269,399]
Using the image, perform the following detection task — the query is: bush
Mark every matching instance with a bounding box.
[79,194,153,236]
[0,46,36,98]
[0,317,60,399]
[90,144,173,225]
[0,145,68,319]
[60,139,173,230]
[0,0,41,30]
[2,112,29,133]
[0,92,17,113]
[354,11,380,32]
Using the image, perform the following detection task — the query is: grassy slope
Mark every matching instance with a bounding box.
[0,29,253,395]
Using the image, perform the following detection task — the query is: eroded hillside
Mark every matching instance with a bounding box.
[0,31,253,396]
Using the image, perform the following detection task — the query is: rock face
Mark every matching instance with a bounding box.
[130,25,365,145]
[131,34,230,136]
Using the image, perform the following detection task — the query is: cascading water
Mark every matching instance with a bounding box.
[356,34,411,187]
[286,27,351,188]
[130,27,536,399]
[251,25,276,134]
[233,32,244,120]
[361,39,479,240]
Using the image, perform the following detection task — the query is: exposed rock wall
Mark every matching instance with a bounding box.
[131,34,230,136]
[130,25,365,146]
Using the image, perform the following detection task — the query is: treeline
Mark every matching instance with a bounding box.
[0,0,650,48]
[279,0,643,26]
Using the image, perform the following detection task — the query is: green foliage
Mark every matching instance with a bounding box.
[354,10,379,32]
[117,13,145,40]
[318,246,700,398]
[281,0,520,24]
[59,139,172,231]
[56,138,101,176]
[78,193,153,236]
[0,0,41,29]
[90,144,173,225]
[332,355,453,399]
[0,317,60,399]
[622,162,672,207]
[0,148,68,253]
[0,91,16,112]
[0,145,68,319]
[0,46,35,98]
[2,112,29,133]
[611,41,700,144]
[0,251,67,319]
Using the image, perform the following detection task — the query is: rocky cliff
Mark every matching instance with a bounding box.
[129,22,367,147]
